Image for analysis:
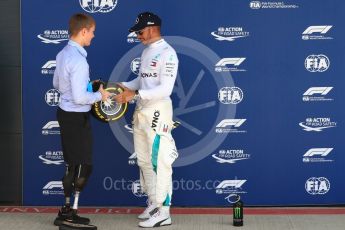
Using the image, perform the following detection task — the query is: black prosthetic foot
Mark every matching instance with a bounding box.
[54,207,90,226]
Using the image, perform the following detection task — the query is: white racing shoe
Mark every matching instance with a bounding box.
[138,201,157,220]
[138,207,171,228]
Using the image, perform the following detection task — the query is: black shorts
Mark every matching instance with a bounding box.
[57,107,93,165]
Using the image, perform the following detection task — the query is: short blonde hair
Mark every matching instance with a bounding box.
[69,13,95,36]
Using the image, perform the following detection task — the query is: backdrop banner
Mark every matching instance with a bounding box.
[22,0,345,206]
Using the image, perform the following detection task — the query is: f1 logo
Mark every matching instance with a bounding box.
[304,148,333,157]
[216,180,247,189]
[42,60,56,69]
[303,87,333,96]
[215,58,246,67]
[302,26,332,35]
[43,181,63,190]
[216,119,246,128]
[42,121,60,130]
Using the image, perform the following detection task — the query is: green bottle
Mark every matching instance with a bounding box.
[233,195,243,226]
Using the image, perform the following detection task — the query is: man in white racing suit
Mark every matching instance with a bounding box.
[115,12,179,228]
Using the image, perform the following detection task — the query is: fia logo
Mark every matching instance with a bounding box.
[249,1,261,9]
[45,89,60,106]
[305,54,330,72]
[79,0,118,13]
[305,177,330,195]
[130,57,141,75]
[218,87,243,104]
[132,180,147,197]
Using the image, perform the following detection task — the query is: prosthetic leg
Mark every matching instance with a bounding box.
[54,164,97,230]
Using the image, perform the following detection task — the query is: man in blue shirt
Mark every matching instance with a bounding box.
[52,13,109,227]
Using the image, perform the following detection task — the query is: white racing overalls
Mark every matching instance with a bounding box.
[122,38,179,206]
[133,101,178,205]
